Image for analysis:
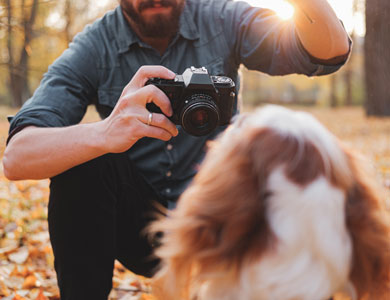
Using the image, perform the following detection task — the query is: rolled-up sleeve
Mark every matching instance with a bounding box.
[8,28,99,141]
[218,1,350,76]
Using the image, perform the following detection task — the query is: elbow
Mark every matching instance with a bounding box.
[312,36,350,61]
[3,149,22,181]
[333,34,350,58]
[327,23,351,59]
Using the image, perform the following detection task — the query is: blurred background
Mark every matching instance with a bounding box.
[0,0,389,114]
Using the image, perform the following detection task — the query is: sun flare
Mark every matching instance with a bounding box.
[242,0,295,20]
[275,3,295,20]
[241,0,364,35]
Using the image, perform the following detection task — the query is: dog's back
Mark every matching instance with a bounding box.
[234,171,352,300]
[196,106,354,300]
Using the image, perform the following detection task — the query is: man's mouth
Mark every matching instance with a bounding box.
[153,2,162,7]
[139,0,175,13]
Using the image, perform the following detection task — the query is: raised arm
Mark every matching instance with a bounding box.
[3,66,178,180]
[217,0,350,77]
[290,0,350,60]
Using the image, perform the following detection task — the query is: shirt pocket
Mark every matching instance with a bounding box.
[96,87,123,118]
[204,57,225,76]
[98,87,123,108]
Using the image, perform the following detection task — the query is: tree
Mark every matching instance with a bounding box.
[1,0,111,107]
[329,73,338,107]
[5,0,39,107]
[343,0,361,106]
[63,0,90,45]
[364,0,390,116]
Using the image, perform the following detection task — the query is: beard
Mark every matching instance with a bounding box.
[121,0,185,38]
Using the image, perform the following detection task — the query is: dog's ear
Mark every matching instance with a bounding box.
[345,150,390,299]
[151,128,275,300]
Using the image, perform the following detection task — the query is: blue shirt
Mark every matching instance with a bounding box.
[8,0,349,201]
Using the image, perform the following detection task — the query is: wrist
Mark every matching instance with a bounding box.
[84,121,110,155]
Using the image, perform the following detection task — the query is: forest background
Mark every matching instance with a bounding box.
[0,0,389,299]
[0,0,389,114]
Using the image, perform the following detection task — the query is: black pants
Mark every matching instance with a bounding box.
[48,153,165,300]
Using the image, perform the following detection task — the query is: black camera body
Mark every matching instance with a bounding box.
[145,66,235,136]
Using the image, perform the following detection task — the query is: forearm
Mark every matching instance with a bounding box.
[292,0,350,60]
[3,123,106,180]
[3,66,178,181]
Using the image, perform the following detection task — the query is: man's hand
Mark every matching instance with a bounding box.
[99,65,179,153]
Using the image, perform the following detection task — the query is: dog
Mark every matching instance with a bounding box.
[150,105,390,300]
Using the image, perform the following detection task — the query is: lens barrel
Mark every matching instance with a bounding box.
[180,94,219,136]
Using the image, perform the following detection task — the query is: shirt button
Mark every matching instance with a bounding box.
[166,144,173,151]
[166,171,172,177]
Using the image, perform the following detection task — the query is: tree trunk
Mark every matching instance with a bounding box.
[364,0,390,116]
[6,0,39,107]
[64,0,73,45]
[343,32,354,106]
[6,0,17,107]
[343,0,359,106]
[329,74,338,107]
[20,0,39,99]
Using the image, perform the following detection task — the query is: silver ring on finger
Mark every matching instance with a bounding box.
[147,112,153,126]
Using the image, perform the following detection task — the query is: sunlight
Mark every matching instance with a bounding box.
[242,0,295,20]
[328,0,365,35]
[273,2,295,20]
[45,12,65,29]
[240,0,365,35]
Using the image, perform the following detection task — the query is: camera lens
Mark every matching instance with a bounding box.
[191,109,209,127]
[181,94,219,136]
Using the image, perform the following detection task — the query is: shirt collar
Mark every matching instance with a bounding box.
[116,6,140,53]
[116,1,199,54]
[178,1,199,41]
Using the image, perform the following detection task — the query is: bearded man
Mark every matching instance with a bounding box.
[3,0,351,299]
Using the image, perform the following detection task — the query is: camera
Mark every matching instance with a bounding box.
[145,66,235,136]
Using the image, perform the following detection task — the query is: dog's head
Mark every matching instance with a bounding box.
[151,105,390,300]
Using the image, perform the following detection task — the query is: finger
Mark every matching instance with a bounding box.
[147,112,178,137]
[130,65,176,88]
[132,85,173,117]
[141,123,174,141]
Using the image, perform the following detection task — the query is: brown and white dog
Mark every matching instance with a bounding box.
[150,105,390,300]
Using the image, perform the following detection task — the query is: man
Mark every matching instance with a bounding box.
[3,0,351,299]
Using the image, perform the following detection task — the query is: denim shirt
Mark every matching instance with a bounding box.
[8,0,349,201]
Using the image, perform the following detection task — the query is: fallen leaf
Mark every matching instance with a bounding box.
[9,266,19,277]
[130,281,142,289]
[12,293,26,300]
[9,247,29,264]
[22,275,37,289]
[0,281,10,297]
[20,267,31,278]
[35,288,49,300]
[4,276,24,290]
[119,293,141,300]
[0,242,19,255]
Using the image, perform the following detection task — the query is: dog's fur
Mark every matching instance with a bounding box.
[150,105,390,300]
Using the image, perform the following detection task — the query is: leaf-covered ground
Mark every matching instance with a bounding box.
[0,106,389,300]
